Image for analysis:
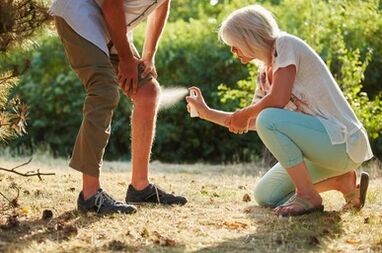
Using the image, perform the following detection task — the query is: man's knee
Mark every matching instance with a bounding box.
[81,74,120,118]
[86,69,120,109]
[103,87,120,109]
[133,79,161,108]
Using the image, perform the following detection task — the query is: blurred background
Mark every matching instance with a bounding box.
[1,0,381,164]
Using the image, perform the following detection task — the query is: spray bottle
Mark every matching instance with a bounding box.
[189,89,199,118]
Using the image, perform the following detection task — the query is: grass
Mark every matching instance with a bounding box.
[0,155,382,253]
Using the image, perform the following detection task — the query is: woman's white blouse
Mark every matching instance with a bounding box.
[253,32,373,164]
[49,0,166,56]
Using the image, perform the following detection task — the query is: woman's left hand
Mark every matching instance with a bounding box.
[225,108,252,134]
[140,58,158,79]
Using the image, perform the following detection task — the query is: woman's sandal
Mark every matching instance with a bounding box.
[343,171,369,210]
[275,195,324,217]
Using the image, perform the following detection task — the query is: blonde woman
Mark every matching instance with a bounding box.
[186,5,373,216]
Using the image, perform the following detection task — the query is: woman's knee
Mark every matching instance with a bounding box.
[253,178,278,207]
[255,108,281,132]
[253,163,295,207]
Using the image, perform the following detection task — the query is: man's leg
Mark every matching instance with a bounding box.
[129,79,160,190]
[54,16,136,214]
[124,78,187,205]
[109,47,186,205]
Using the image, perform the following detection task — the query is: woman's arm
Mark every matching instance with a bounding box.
[188,64,296,133]
[199,108,233,128]
[186,87,257,129]
[186,87,230,128]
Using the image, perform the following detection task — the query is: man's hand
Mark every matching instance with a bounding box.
[101,0,139,94]
[140,58,158,79]
[118,56,140,96]
[224,108,252,134]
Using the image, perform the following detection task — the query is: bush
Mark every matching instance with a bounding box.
[6,0,382,162]
[10,18,264,163]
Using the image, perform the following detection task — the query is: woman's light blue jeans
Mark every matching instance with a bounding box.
[253,108,361,207]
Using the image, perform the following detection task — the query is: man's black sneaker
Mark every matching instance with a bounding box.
[125,184,187,205]
[78,189,137,214]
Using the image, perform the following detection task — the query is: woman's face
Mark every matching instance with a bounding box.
[230,46,253,64]
[231,44,273,65]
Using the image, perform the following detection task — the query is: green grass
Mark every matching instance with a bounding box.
[0,155,381,253]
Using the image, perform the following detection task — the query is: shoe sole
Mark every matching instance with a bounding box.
[126,201,187,206]
[359,171,369,209]
[77,207,137,215]
[281,204,324,217]
[126,201,159,206]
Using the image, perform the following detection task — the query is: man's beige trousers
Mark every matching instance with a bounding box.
[55,16,120,177]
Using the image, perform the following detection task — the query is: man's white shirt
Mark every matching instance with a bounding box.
[49,0,166,56]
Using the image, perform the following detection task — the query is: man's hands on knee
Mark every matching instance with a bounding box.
[118,56,140,96]
[119,60,157,98]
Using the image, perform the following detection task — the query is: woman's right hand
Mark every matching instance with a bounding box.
[185,86,209,119]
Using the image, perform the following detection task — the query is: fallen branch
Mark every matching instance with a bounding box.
[0,158,55,180]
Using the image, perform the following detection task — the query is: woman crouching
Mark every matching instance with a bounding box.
[186,5,373,216]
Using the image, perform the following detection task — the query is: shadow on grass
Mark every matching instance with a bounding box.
[0,207,188,253]
[194,206,343,253]
[0,209,98,252]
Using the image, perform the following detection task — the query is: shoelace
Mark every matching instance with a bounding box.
[153,184,161,204]
[94,190,115,213]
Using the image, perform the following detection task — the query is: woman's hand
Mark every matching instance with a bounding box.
[185,87,209,119]
[224,107,252,134]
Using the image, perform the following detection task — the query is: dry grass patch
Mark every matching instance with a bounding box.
[0,156,381,253]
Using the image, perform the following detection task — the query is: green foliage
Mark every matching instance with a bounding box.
[9,37,84,155]
[6,0,382,161]
[218,64,258,109]
[11,19,263,162]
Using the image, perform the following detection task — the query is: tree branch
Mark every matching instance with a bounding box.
[0,158,55,180]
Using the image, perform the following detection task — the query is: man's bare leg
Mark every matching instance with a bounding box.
[82,174,101,199]
[130,79,160,190]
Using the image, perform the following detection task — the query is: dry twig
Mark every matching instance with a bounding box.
[0,158,55,213]
[0,158,55,180]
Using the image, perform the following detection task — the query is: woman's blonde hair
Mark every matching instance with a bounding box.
[218,5,280,58]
